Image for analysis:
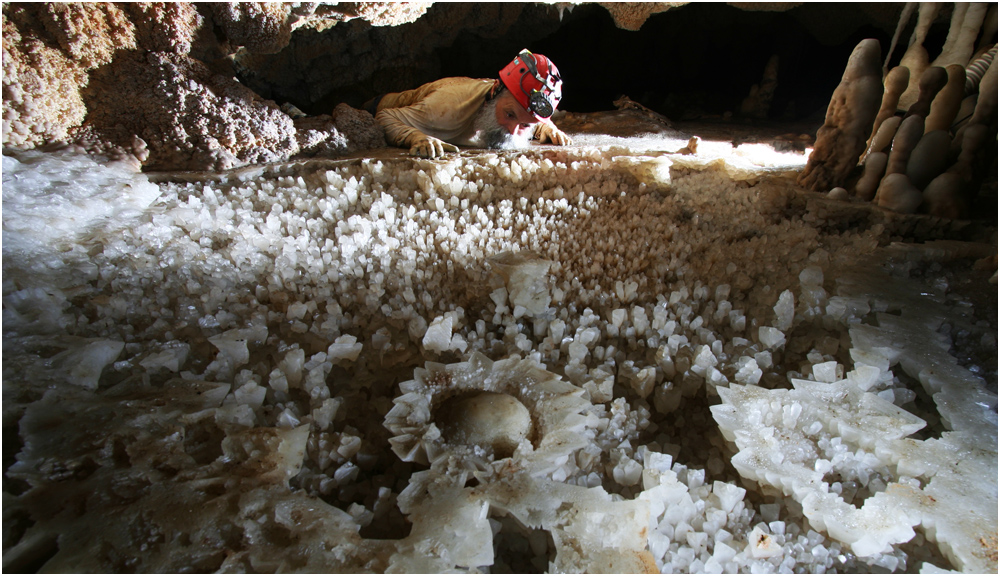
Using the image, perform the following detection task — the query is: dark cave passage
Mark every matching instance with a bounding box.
[236,3,960,126]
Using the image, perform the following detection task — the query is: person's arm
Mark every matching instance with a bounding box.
[375,107,460,158]
[376,80,488,158]
[533,118,572,145]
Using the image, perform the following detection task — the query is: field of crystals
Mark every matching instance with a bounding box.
[3,146,996,573]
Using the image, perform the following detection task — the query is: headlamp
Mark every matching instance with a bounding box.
[516,49,557,119]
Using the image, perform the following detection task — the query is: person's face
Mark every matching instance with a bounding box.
[494,91,538,137]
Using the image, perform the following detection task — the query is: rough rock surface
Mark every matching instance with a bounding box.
[81,51,298,171]
[35,2,137,68]
[1,2,415,170]
[345,1,433,27]
[211,2,294,54]
[597,2,687,30]
[293,103,387,158]
[2,6,89,148]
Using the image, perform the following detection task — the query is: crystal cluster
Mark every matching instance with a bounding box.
[3,140,995,573]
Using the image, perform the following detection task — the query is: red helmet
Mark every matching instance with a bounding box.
[499,49,563,120]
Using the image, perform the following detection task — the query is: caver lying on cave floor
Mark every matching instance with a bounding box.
[366,49,573,158]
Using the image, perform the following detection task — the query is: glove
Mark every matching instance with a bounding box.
[408,134,460,158]
[535,122,573,146]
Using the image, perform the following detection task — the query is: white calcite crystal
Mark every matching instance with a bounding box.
[758,325,787,349]
[393,467,655,573]
[421,314,454,353]
[326,334,363,362]
[488,250,554,318]
[51,338,125,390]
[139,342,191,372]
[208,326,268,367]
[1,150,161,271]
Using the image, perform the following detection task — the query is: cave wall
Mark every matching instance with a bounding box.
[1,2,962,171]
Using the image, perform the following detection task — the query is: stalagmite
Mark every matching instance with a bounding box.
[876,173,924,213]
[854,151,887,201]
[905,66,949,119]
[896,2,941,111]
[874,114,925,213]
[883,2,918,77]
[867,115,903,157]
[921,124,986,218]
[797,39,883,192]
[976,4,998,56]
[924,64,968,132]
[906,130,953,190]
[883,114,925,176]
[863,66,910,160]
[929,3,989,69]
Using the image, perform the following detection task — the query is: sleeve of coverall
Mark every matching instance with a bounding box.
[374,83,463,150]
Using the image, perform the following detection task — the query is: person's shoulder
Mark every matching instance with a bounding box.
[433,77,496,98]
[431,77,494,88]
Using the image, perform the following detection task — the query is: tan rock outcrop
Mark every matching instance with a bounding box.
[2,8,89,148]
[293,103,386,158]
[81,51,298,171]
[37,2,136,69]
[211,2,293,55]
[125,2,203,54]
[343,2,433,27]
[598,2,687,30]
[1,2,415,169]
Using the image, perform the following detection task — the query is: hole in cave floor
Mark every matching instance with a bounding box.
[343,457,418,541]
[820,468,899,509]
[645,391,742,485]
[358,503,413,541]
[895,524,959,573]
[3,422,30,496]
[895,370,947,441]
[486,508,555,574]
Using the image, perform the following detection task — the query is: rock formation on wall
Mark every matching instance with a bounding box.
[2,2,401,171]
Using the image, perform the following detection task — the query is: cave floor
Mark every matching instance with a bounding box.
[3,111,997,573]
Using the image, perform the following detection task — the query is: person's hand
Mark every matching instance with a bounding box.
[409,134,460,158]
[535,123,573,146]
